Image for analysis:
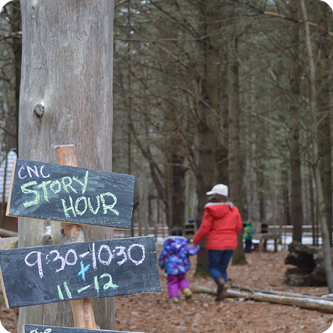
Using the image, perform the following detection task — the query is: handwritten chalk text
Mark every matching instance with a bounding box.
[18,165,120,218]
[24,243,146,278]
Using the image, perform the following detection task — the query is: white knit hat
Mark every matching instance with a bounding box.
[206,184,228,196]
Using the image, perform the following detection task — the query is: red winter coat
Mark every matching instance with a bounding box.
[193,202,243,250]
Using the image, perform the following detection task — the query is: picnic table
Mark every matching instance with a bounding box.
[252,233,279,252]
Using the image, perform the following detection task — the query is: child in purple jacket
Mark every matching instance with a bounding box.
[159,227,200,303]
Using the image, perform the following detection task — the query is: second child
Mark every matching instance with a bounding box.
[159,227,200,303]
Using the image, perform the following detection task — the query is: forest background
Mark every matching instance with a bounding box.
[0,0,332,273]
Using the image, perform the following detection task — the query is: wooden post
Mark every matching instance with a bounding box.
[259,239,263,252]
[0,151,8,228]
[55,144,97,329]
[18,0,115,327]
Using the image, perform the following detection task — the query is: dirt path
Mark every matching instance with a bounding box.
[2,248,333,333]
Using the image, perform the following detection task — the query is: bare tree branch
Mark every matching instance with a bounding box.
[238,0,333,37]
[0,67,15,90]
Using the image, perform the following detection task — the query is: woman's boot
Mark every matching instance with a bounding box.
[215,277,227,301]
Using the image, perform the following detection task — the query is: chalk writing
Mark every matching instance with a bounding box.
[18,165,50,179]
[127,244,145,265]
[18,169,120,219]
[7,159,135,229]
[57,273,119,299]
[0,236,160,308]
[24,242,145,278]
[25,251,43,277]
[29,329,52,333]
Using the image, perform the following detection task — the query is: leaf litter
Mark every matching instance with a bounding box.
[2,246,333,333]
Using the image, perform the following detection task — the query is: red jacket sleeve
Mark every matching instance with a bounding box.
[193,211,213,245]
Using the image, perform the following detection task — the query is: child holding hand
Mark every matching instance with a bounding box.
[159,227,200,303]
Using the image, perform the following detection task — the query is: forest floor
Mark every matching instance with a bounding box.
[2,246,333,333]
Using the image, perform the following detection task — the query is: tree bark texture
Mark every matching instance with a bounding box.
[227,6,245,265]
[284,241,333,287]
[317,4,332,245]
[193,285,333,313]
[282,170,291,227]
[171,152,185,229]
[318,114,332,245]
[216,45,229,187]
[247,74,259,223]
[300,0,333,293]
[194,0,220,274]
[288,3,303,243]
[56,145,97,329]
[308,170,317,246]
[289,119,303,243]
[18,0,115,329]
[8,0,21,152]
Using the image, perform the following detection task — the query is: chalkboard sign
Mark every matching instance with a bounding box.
[0,236,160,308]
[6,159,135,229]
[24,325,143,333]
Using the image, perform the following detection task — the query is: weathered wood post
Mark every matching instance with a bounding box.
[56,145,97,329]
[18,0,115,329]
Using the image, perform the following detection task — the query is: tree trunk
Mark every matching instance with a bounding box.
[10,0,21,153]
[227,6,245,265]
[308,168,317,246]
[246,74,259,223]
[195,116,216,274]
[216,53,229,186]
[216,146,229,186]
[300,0,333,293]
[193,285,333,313]
[317,4,332,246]
[171,152,185,229]
[282,170,291,228]
[166,153,173,231]
[318,85,332,246]
[284,241,331,287]
[194,0,220,275]
[287,2,303,243]
[290,123,303,242]
[138,158,147,236]
[18,0,115,329]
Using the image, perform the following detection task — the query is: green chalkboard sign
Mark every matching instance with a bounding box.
[6,159,135,229]
[24,325,143,333]
[0,236,160,308]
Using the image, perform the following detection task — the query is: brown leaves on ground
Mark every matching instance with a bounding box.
[115,247,333,333]
[0,304,18,332]
[2,247,333,333]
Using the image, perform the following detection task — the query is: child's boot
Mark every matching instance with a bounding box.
[183,288,192,300]
[169,297,179,304]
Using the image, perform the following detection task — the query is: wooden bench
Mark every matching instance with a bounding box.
[252,233,279,252]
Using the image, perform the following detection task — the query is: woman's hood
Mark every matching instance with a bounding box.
[204,201,234,219]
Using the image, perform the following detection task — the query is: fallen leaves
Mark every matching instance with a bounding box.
[1,247,333,333]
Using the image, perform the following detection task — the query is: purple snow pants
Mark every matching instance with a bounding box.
[167,273,190,298]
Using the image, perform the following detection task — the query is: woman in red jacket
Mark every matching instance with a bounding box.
[193,184,243,301]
